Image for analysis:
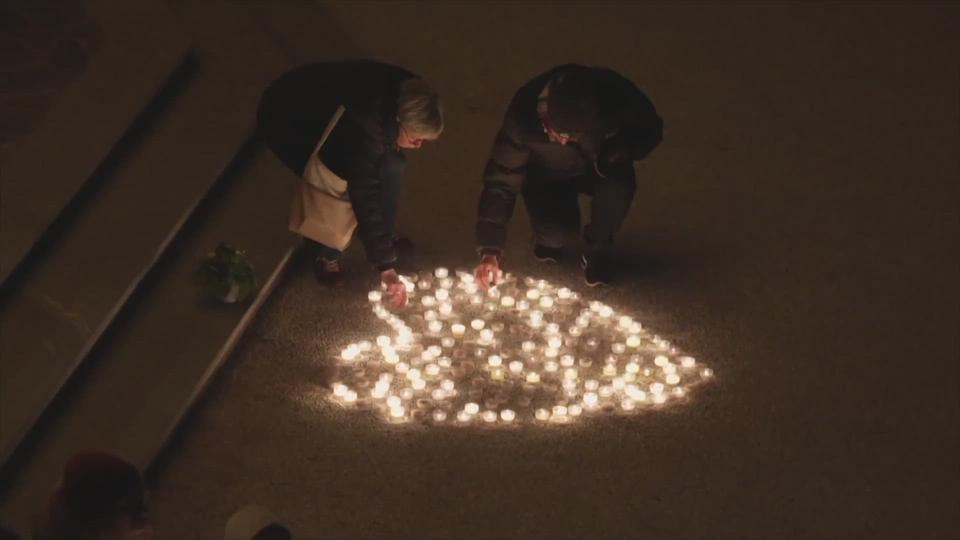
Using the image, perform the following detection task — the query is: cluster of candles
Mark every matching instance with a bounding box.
[328,267,713,425]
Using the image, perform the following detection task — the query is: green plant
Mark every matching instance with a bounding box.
[197,242,257,303]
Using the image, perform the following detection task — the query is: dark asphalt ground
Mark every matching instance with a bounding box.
[149,3,959,538]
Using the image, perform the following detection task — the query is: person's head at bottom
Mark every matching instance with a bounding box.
[395,78,443,149]
[224,505,292,540]
[40,451,151,540]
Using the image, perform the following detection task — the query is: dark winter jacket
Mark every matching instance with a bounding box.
[257,60,415,269]
[476,64,663,253]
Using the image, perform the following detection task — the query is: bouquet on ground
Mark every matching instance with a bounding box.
[197,242,257,303]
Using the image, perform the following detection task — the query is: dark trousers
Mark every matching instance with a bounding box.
[522,163,636,254]
[309,153,406,260]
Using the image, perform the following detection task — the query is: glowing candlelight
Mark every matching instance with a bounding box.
[522,341,536,353]
[539,296,554,309]
[509,361,524,373]
[535,408,550,420]
[471,319,485,330]
[526,372,541,384]
[612,343,626,354]
[482,410,498,423]
[500,409,516,422]
[583,392,599,408]
[479,328,494,342]
[457,411,471,422]
[421,295,436,307]
[621,398,635,410]
[526,289,541,300]
[432,409,447,422]
[434,267,449,279]
[626,335,641,348]
[557,288,572,300]
[439,303,453,316]
[487,355,503,367]
[501,296,516,307]
[451,323,465,337]
[654,355,669,367]
[368,291,382,302]
[428,320,443,333]
[544,361,559,372]
[666,373,681,385]
[701,368,714,378]
[680,356,697,368]
[465,402,480,415]
[435,288,449,301]
[560,355,575,367]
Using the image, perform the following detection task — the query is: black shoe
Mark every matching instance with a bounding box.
[533,244,563,263]
[313,256,343,285]
[581,254,613,287]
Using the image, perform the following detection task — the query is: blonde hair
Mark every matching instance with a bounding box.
[397,78,443,138]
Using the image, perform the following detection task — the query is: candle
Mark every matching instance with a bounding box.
[441,337,456,348]
[560,355,575,367]
[583,392,599,408]
[552,405,568,417]
[435,288,449,301]
[522,341,536,353]
[563,368,579,380]
[424,310,438,321]
[395,362,409,374]
[368,291,382,302]
[680,356,697,368]
[626,335,641,348]
[441,379,455,392]
[440,278,454,289]
[568,404,583,416]
[501,296,516,307]
[585,379,599,391]
[432,409,447,422]
[482,410,498,423]
[434,267,449,279]
[439,303,453,316]
[653,393,667,404]
[618,316,633,329]
[526,289,541,300]
[526,372,541,384]
[425,364,440,376]
[471,319,485,330]
[701,368,714,378]
[600,306,613,318]
[386,395,402,408]
[376,335,391,348]
[465,402,480,415]
[431,388,445,400]
[535,408,550,421]
[479,329,494,342]
[654,355,669,367]
[650,382,665,395]
[529,310,543,324]
[539,296,554,309]
[341,345,360,361]
[428,320,443,333]
[509,361,524,373]
[500,409,516,422]
[390,406,405,419]
[662,364,677,375]
[666,373,681,385]
[451,323,465,337]
[491,368,504,380]
[488,355,503,367]
[470,295,483,305]
[612,377,626,390]
[544,361,559,372]
[457,410,471,422]
[517,300,530,311]
[612,343,626,354]
[557,288,572,300]
[411,379,426,390]
[621,398,635,410]
[421,295,436,307]
[672,387,686,398]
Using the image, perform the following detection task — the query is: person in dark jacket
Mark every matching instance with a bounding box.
[258,60,443,305]
[473,64,662,287]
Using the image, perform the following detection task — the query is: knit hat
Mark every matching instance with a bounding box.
[53,451,147,524]
[224,505,291,540]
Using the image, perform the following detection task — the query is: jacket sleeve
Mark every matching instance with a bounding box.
[613,85,663,162]
[476,110,531,255]
[326,109,398,270]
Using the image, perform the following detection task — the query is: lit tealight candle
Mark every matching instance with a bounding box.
[557,288,572,300]
[547,336,562,349]
[412,379,426,390]
[583,392,599,408]
[621,398,635,410]
[435,267,449,279]
[526,289,541,300]
[439,303,453,316]
[435,288,449,301]
[680,356,697,368]
[560,355,575,367]
[535,408,550,421]
[626,335,641,348]
[428,320,443,333]
[425,364,441,377]
[599,386,614,398]
[563,368,579,380]
[526,372,541,384]
[612,343,626,354]
[482,410,498,423]
[465,402,480,415]
[387,395,402,408]
[451,323,466,337]
[441,337,456,348]
[457,410,471,422]
[650,382,665,395]
[672,387,686,398]
[488,355,503,367]
[666,373,681,385]
[529,310,543,324]
[500,409,516,422]
[390,406,406,419]
[600,306,614,318]
[368,291,382,302]
[568,404,583,416]
[625,362,640,374]
[618,316,633,329]
[421,296,436,307]
[544,361,559,372]
[517,300,530,311]
[539,296,554,309]
[522,341,537,353]
[471,319,485,331]
[433,409,447,422]
[441,379,456,392]
[552,405,568,417]
[431,388,445,400]
[701,368,714,378]
[654,355,669,367]
[509,361,524,373]
[501,296,516,307]
[479,329,494,342]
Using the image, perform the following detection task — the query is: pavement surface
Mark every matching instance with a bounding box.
[0,0,101,163]
[148,2,959,539]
